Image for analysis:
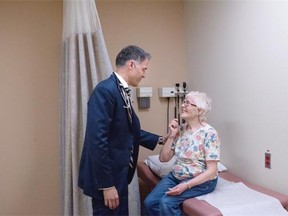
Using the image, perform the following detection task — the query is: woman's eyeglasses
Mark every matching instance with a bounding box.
[182,99,197,107]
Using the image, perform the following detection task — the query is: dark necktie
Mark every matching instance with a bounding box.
[124,87,131,97]
[119,83,132,124]
[123,87,134,168]
[117,83,134,169]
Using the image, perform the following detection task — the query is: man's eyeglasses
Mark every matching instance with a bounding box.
[182,99,197,107]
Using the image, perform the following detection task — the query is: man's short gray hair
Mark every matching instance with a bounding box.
[115,45,151,68]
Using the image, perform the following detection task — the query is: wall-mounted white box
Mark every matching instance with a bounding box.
[136,87,153,97]
[158,87,187,98]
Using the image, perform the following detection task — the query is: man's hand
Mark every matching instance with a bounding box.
[103,186,119,209]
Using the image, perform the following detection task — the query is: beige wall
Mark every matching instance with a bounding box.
[0,1,63,215]
[0,0,187,214]
[184,1,288,195]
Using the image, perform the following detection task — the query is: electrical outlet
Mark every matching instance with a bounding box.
[265,151,271,169]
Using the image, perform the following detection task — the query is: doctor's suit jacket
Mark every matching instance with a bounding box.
[78,73,159,198]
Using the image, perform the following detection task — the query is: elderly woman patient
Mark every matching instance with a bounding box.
[144,91,221,216]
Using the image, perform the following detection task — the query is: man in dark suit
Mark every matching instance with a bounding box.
[78,45,164,215]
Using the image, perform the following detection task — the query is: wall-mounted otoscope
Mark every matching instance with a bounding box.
[182,82,187,124]
[183,82,187,98]
[175,83,181,125]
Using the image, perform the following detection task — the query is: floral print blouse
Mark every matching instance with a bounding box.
[172,123,220,180]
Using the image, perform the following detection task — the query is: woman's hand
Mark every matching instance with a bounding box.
[165,182,189,196]
[159,119,180,162]
[168,119,179,138]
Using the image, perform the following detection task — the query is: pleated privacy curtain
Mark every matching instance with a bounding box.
[60,0,141,215]
[60,0,112,215]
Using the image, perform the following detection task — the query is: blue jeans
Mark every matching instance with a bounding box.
[144,172,218,216]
